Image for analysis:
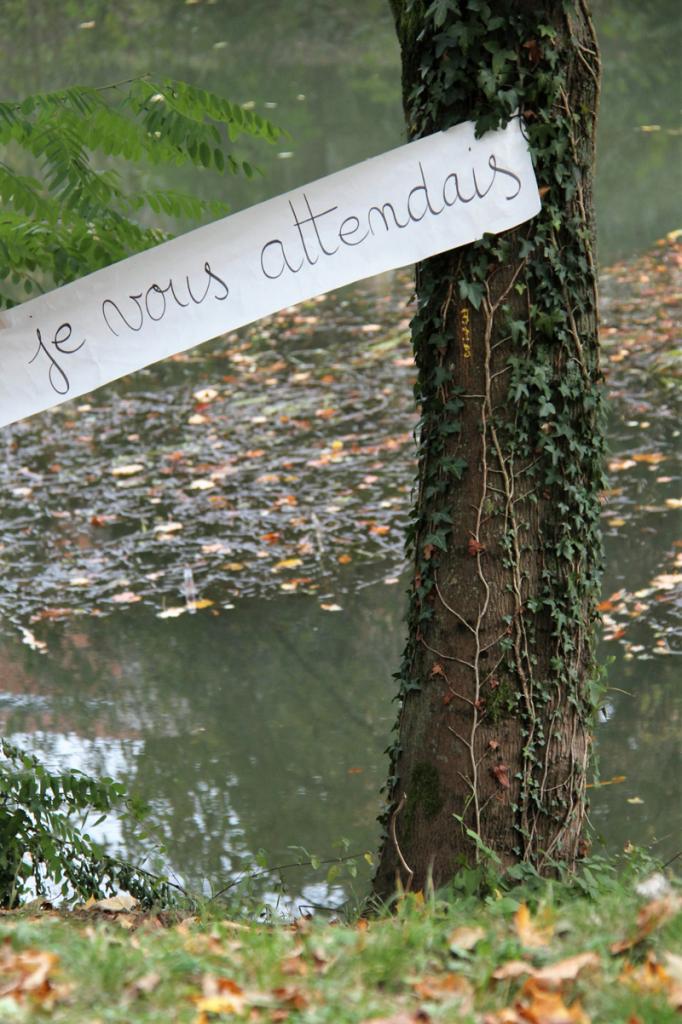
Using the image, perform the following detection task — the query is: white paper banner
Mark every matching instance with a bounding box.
[0,117,540,428]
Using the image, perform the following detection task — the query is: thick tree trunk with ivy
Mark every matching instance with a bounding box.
[374,0,603,897]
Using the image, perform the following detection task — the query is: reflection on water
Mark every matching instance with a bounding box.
[0,586,404,897]
[0,1,679,263]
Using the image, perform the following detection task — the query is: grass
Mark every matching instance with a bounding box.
[0,856,680,1022]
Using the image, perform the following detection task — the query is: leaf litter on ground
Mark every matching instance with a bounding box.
[0,864,680,1022]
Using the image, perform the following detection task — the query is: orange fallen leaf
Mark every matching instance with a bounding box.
[0,946,71,1007]
[272,557,303,571]
[369,524,391,535]
[338,553,353,564]
[272,985,309,1010]
[532,952,600,986]
[192,976,248,1016]
[518,978,591,1023]
[618,952,682,1008]
[611,895,682,954]
[492,763,511,789]
[411,973,473,1007]
[514,903,554,948]
[493,960,534,981]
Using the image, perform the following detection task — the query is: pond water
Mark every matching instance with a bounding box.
[0,1,680,905]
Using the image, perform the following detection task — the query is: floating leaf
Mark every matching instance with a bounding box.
[193,387,219,403]
[272,558,303,571]
[110,463,145,477]
[153,522,183,534]
[111,591,142,604]
[157,607,186,619]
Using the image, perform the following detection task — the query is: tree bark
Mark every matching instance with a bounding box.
[375,0,602,898]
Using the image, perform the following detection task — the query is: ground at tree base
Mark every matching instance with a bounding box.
[0,857,681,1023]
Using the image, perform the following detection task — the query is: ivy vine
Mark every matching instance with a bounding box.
[381,0,605,875]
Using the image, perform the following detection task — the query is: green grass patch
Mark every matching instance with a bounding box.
[0,858,680,1023]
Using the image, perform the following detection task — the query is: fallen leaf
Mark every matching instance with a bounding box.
[518,978,591,1023]
[514,903,554,948]
[338,554,353,564]
[272,985,309,1010]
[411,973,473,1008]
[449,924,485,953]
[125,971,161,997]
[493,960,534,980]
[189,479,216,491]
[111,591,142,604]
[619,952,682,1007]
[532,952,600,986]
[320,603,343,612]
[0,946,71,1007]
[86,893,138,913]
[484,1009,522,1024]
[611,895,682,954]
[193,976,247,1015]
[492,764,511,789]
[468,537,485,556]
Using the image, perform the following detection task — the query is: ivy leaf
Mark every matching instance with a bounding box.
[458,279,485,310]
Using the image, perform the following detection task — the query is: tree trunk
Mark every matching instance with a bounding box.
[375,0,603,898]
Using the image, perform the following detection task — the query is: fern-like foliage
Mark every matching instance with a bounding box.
[0,77,281,308]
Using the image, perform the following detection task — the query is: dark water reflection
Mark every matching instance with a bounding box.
[0,585,404,900]
[0,1,679,264]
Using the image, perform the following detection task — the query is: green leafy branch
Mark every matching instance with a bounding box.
[0,77,282,308]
